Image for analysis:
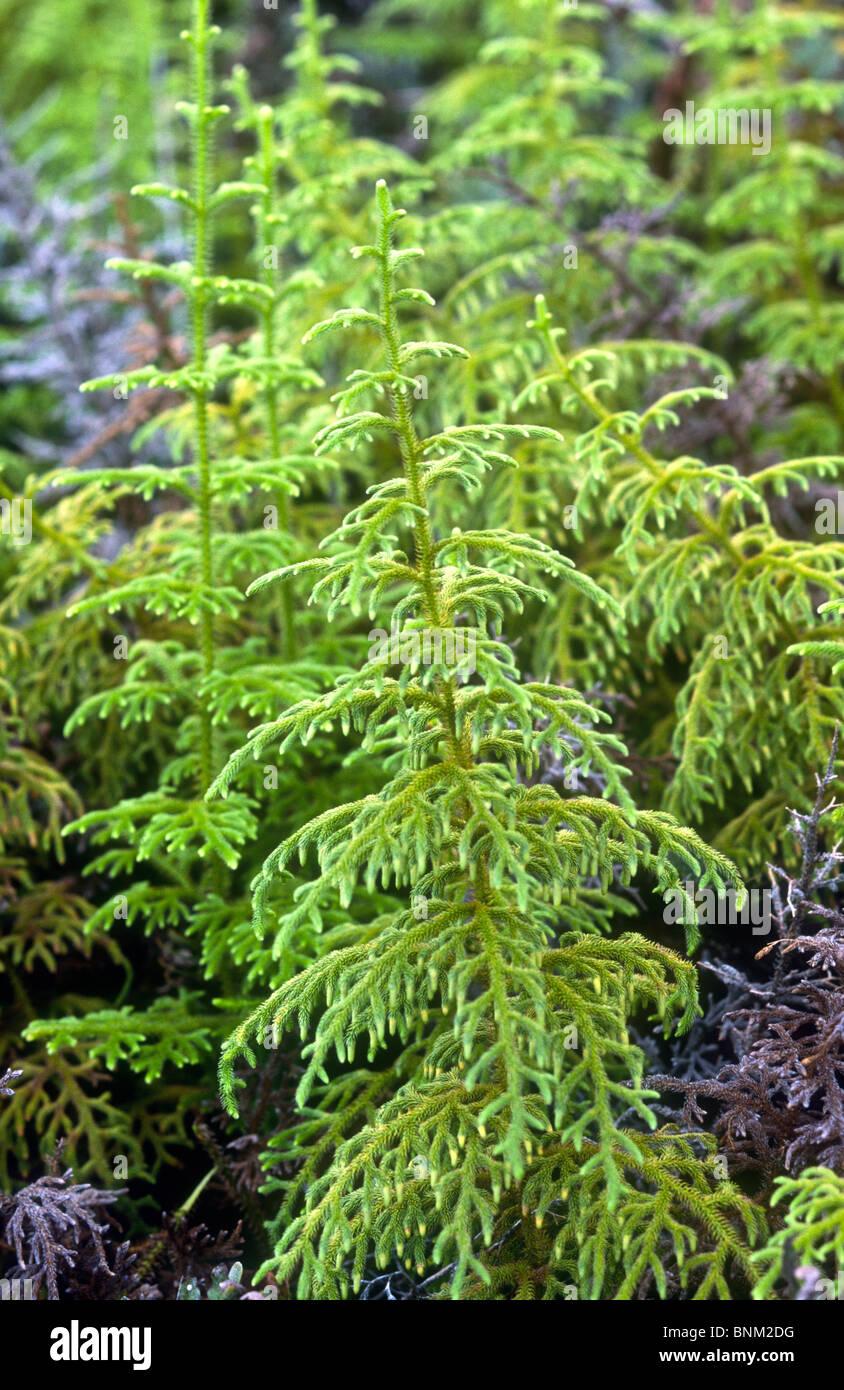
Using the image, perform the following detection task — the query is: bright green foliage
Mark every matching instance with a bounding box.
[227,0,423,362]
[2,0,438,1189]
[415,1,663,412]
[44,0,269,968]
[25,996,216,1084]
[210,181,760,1299]
[427,0,650,222]
[645,1,844,429]
[358,0,844,873]
[7,0,354,1178]
[351,0,844,873]
[467,1129,766,1301]
[0,0,179,182]
[3,0,842,1305]
[516,296,844,866]
[752,1169,844,1300]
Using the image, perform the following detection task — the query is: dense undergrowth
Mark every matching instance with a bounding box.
[1,0,843,1301]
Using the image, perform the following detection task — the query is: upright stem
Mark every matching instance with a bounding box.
[376,190,442,634]
[190,0,216,790]
[374,183,479,850]
[257,107,295,661]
